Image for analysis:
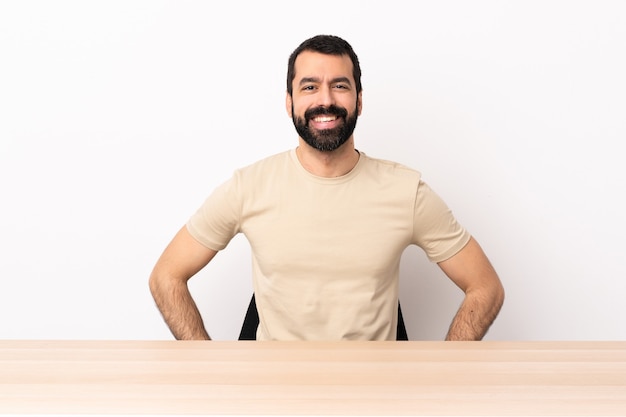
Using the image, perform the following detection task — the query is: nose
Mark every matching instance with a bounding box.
[315,84,334,108]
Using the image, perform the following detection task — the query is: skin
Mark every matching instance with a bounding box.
[286,51,362,177]
[149,50,504,341]
[439,237,504,340]
[149,226,216,340]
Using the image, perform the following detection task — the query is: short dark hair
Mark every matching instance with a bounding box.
[286,34,362,96]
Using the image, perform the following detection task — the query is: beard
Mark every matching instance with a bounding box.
[292,103,359,152]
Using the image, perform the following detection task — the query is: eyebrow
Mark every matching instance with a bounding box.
[298,76,352,86]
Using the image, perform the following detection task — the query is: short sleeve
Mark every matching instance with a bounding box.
[186,173,242,251]
[412,180,471,263]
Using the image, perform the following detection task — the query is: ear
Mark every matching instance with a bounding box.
[285,92,293,118]
[357,91,363,116]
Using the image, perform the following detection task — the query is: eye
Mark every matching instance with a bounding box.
[333,84,349,90]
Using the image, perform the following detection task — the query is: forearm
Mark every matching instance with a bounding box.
[445,287,504,341]
[149,274,210,340]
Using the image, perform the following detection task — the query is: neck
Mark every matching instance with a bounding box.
[296,137,359,178]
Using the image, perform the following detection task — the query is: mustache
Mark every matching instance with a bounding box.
[304,105,348,121]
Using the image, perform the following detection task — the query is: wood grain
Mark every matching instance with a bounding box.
[1,340,625,415]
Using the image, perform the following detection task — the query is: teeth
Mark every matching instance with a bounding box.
[314,116,336,122]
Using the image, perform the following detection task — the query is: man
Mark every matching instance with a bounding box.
[149,34,504,341]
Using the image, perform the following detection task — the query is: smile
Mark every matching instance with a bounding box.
[312,115,338,123]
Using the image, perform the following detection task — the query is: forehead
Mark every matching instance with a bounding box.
[293,51,355,83]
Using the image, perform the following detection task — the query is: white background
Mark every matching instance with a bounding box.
[1,0,625,341]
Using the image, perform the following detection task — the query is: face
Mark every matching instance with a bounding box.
[287,51,362,152]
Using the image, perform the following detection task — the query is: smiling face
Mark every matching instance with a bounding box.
[287,51,362,152]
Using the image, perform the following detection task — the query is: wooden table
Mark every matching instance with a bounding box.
[1,340,625,416]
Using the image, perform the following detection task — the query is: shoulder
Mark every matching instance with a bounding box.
[233,150,293,179]
[359,152,422,183]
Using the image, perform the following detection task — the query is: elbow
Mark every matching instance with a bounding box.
[148,269,168,301]
[491,278,505,316]
[148,271,160,301]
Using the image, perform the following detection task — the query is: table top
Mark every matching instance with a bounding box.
[1,340,625,416]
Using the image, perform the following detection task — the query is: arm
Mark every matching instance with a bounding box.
[149,225,218,340]
[437,236,504,341]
